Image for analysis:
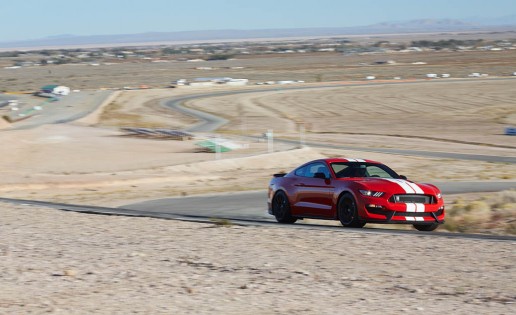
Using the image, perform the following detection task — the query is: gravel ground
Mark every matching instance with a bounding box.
[1,203,514,314]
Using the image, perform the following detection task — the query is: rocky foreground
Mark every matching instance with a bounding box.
[1,203,515,314]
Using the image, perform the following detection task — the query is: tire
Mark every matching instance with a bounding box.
[413,223,439,231]
[338,194,365,228]
[272,191,297,224]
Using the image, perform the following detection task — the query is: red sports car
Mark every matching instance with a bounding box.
[268,158,445,231]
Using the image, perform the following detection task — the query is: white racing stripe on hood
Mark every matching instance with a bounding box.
[384,178,425,194]
[404,181,425,194]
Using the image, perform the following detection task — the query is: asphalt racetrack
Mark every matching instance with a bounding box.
[122,181,516,223]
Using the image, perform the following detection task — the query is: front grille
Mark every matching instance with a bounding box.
[366,208,444,221]
[390,194,433,204]
[393,208,444,218]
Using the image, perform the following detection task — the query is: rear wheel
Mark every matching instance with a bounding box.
[272,191,297,224]
[413,223,439,231]
[338,194,365,228]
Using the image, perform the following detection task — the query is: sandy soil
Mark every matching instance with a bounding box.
[1,203,514,314]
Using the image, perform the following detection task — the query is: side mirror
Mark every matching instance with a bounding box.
[399,175,407,180]
[314,172,327,179]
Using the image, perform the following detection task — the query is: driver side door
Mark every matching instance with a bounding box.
[292,162,334,217]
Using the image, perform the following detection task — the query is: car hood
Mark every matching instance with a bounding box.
[344,177,440,195]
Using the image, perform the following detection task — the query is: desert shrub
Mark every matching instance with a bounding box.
[443,217,459,232]
[505,222,516,234]
[500,190,516,204]
[443,191,516,234]
[465,201,491,220]
[210,218,233,227]
[207,54,234,61]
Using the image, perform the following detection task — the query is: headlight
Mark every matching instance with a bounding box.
[359,190,384,197]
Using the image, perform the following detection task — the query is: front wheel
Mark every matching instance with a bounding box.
[272,191,297,224]
[413,223,439,231]
[337,194,365,228]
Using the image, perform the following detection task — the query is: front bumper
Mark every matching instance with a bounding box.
[359,196,445,224]
[365,206,445,224]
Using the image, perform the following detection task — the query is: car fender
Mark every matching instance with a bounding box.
[333,182,370,219]
[268,179,295,209]
[332,188,358,218]
[421,183,441,193]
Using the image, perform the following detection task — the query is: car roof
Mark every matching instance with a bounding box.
[317,158,382,164]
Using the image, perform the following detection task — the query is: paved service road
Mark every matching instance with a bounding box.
[123,181,516,222]
[162,95,229,132]
[4,90,113,130]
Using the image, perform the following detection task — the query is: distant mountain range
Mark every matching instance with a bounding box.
[2,17,516,50]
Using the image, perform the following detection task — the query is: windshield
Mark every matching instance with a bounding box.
[330,162,399,179]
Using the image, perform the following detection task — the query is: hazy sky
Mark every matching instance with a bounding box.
[1,0,515,42]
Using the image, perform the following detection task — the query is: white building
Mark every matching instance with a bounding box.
[41,85,70,96]
[189,77,248,86]
[225,79,249,86]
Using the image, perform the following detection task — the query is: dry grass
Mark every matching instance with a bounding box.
[98,101,146,126]
[444,190,516,234]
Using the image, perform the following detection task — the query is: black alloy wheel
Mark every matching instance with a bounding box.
[272,191,297,224]
[338,194,365,228]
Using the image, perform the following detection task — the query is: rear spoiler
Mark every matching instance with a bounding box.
[273,173,287,178]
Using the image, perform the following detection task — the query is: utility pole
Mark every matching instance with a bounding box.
[299,124,306,147]
[267,129,274,153]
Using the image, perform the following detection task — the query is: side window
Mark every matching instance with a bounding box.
[306,163,330,178]
[295,165,308,177]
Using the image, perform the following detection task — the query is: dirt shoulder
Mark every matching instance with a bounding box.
[1,203,514,314]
